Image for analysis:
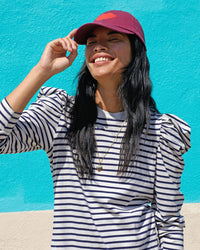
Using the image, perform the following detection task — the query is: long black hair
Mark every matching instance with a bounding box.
[67,34,158,178]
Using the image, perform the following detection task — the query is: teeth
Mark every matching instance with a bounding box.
[94,57,110,63]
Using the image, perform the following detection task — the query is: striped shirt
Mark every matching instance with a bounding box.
[0,87,191,249]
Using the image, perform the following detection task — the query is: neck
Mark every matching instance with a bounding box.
[95,84,123,113]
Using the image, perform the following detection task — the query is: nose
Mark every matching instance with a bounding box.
[93,42,108,52]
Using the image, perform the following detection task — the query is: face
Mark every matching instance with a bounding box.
[85,27,132,84]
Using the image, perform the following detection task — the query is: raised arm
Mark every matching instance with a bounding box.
[6,29,78,113]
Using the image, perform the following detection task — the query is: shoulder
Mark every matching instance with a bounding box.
[152,112,191,154]
[34,86,75,112]
[38,86,74,104]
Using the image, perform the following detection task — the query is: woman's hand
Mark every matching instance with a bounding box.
[37,29,78,77]
[5,29,78,113]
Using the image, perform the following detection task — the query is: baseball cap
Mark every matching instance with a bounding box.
[74,10,146,49]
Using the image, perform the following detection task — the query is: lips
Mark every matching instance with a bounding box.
[91,53,114,63]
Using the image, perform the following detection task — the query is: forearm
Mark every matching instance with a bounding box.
[6,64,51,113]
[155,211,184,249]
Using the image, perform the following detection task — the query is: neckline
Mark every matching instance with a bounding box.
[97,106,127,120]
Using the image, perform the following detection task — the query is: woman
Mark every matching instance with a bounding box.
[0,10,190,249]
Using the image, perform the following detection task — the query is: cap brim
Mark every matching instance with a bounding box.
[74,22,134,45]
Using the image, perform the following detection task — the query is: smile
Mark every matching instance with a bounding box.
[94,57,112,63]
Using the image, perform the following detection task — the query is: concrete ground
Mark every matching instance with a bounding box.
[0,203,199,250]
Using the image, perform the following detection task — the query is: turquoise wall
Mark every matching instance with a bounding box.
[0,0,199,212]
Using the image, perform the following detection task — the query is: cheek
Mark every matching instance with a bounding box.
[85,47,91,63]
[115,44,132,66]
[85,49,92,71]
[119,53,131,67]
[124,46,132,64]
[124,52,132,65]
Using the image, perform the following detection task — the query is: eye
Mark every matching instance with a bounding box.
[86,40,96,46]
[109,38,118,41]
[108,35,122,42]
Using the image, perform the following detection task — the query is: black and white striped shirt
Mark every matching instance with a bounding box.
[0,87,191,249]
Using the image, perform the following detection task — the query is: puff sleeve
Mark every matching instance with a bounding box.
[153,114,191,249]
[0,87,69,154]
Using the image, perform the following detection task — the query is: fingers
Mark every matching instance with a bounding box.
[67,29,78,39]
[67,48,78,66]
[48,29,78,54]
[42,29,79,71]
[63,37,78,53]
[59,29,78,52]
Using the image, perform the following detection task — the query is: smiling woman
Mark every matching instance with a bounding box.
[85,27,132,95]
[0,10,191,250]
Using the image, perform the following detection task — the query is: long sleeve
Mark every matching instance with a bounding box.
[153,114,191,249]
[0,87,68,154]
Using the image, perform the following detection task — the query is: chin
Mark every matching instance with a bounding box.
[88,64,123,82]
[93,72,113,81]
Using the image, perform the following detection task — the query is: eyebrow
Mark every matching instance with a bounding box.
[107,31,121,35]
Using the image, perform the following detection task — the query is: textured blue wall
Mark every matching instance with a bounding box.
[0,0,199,212]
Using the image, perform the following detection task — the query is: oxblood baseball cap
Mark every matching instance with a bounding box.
[74,10,146,49]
